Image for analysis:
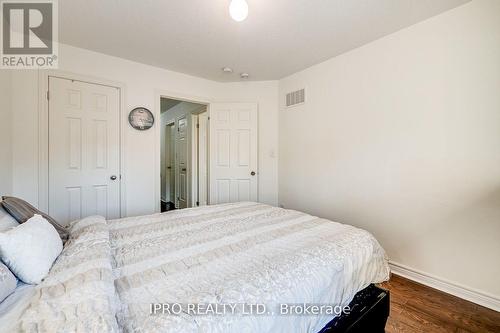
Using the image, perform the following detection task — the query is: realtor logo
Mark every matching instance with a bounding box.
[1,0,58,68]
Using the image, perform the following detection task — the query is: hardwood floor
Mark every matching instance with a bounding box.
[377,275,500,333]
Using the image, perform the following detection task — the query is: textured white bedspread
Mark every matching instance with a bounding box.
[108,202,390,333]
[15,215,120,332]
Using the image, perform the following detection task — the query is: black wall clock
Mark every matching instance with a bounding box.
[128,107,154,130]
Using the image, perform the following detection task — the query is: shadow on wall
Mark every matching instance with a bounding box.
[390,187,500,292]
[397,187,500,249]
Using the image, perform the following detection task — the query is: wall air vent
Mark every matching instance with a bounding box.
[285,88,305,107]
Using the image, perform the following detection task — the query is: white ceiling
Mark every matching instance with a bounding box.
[59,0,470,82]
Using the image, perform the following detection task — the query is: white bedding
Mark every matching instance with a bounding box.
[6,202,389,333]
[108,202,390,333]
[0,283,36,333]
[15,216,120,332]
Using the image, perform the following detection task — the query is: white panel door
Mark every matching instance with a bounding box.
[49,77,120,224]
[176,116,188,209]
[210,103,258,204]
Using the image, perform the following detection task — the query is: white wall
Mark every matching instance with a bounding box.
[9,43,279,217]
[279,0,500,299]
[0,71,12,195]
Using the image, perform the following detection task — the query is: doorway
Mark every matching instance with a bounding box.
[160,97,208,211]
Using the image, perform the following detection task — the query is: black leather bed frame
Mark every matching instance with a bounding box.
[318,284,390,333]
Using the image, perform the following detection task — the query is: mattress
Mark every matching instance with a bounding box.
[108,202,390,332]
[10,202,389,332]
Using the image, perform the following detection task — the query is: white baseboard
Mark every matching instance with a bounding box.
[389,261,500,312]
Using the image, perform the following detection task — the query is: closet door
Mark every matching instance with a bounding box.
[48,76,120,223]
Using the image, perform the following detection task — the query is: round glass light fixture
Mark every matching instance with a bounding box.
[229,0,248,22]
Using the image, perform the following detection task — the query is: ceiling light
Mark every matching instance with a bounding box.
[229,0,248,22]
[222,67,233,73]
[240,73,249,79]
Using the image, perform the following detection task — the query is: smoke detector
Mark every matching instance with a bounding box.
[240,73,249,79]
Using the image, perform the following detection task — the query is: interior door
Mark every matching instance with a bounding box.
[48,77,120,223]
[176,116,188,209]
[210,103,258,204]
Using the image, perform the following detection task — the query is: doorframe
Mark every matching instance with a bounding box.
[162,120,175,204]
[38,70,127,217]
[197,112,209,206]
[155,90,211,213]
[190,113,199,207]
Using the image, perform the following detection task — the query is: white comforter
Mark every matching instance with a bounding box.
[15,202,390,333]
[17,215,119,332]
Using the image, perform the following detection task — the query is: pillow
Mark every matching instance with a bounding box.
[1,196,69,242]
[0,204,19,232]
[0,262,17,303]
[0,215,63,284]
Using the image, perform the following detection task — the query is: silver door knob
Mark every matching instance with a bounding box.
[110,175,117,180]
[250,171,256,176]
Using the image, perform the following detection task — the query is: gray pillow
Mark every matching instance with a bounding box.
[0,262,17,303]
[0,196,69,242]
[0,205,19,232]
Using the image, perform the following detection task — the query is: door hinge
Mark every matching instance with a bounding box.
[46,91,50,100]
[196,123,199,129]
[196,201,199,206]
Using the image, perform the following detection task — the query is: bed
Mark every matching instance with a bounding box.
[6,202,390,332]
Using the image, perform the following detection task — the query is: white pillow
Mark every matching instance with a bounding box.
[0,214,63,284]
